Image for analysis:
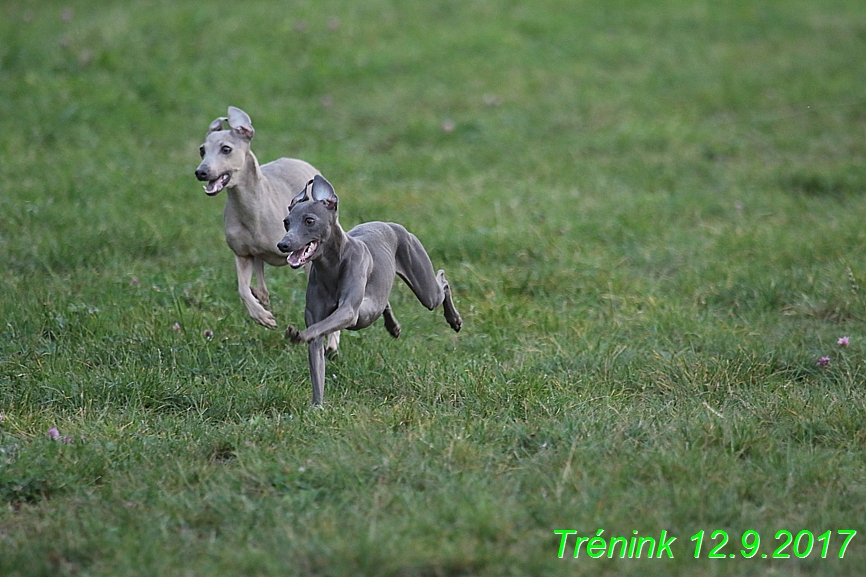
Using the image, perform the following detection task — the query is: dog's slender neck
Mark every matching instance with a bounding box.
[312,218,349,284]
[230,150,263,195]
[225,150,266,226]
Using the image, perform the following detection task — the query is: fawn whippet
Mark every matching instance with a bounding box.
[195,106,340,352]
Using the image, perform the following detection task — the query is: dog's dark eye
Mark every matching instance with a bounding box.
[304,217,315,226]
[221,145,232,154]
[199,146,205,158]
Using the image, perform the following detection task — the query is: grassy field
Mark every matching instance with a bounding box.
[2,0,866,575]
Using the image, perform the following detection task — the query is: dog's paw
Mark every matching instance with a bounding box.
[250,286,270,308]
[384,318,401,339]
[285,325,304,344]
[444,302,462,333]
[248,305,277,328]
[257,312,278,329]
[325,332,341,358]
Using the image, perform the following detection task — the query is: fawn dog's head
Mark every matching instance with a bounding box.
[194,106,255,196]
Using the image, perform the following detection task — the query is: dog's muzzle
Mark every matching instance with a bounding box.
[195,168,231,196]
[283,241,318,269]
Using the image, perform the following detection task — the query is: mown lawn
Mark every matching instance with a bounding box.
[2,0,866,575]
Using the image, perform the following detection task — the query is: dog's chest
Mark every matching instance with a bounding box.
[306,277,341,318]
[223,211,286,263]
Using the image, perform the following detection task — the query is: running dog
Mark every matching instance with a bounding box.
[194,107,340,353]
[277,175,462,405]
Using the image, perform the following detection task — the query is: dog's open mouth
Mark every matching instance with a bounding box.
[287,241,318,268]
[204,173,231,196]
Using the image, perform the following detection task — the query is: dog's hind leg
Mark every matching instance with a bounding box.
[436,269,462,332]
[393,227,461,332]
[383,302,401,338]
[250,257,270,308]
[236,255,277,328]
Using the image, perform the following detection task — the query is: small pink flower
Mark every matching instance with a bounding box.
[130,277,140,286]
[838,336,850,347]
[47,428,60,440]
[817,356,830,367]
[172,322,181,331]
[203,329,214,339]
[61,436,73,444]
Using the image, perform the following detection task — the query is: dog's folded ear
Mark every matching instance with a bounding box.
[208,117,228,134]
[227,106,255,140]
[288,180,313,212]
[310,175,338,211]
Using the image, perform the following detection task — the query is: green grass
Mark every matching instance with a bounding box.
[2,0,866,574]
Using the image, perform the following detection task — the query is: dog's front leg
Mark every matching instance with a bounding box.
[235,255,277,328]
[249,257,270,308]
[308,337,326,406]
[287,304,358,344]
[288,281,364,345]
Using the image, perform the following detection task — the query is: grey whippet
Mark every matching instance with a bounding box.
[277,175,462,406]
[194,106,340,352]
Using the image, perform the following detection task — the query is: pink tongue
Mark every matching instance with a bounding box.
[287,249,305,267]
[286,241,316,267]
[205,174,229,194]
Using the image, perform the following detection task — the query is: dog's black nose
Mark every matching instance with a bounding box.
[277,241,290,253]
[195,168,208,181]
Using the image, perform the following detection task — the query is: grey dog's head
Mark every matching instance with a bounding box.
[277,175,339,268]
[194,106,255,196]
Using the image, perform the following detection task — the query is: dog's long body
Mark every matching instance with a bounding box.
[278,175,462,406]
[194,108,337,351]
